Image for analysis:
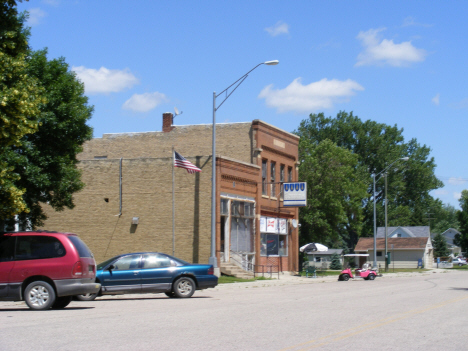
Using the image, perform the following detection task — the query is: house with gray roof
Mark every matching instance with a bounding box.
[441,228,462,256]
[376,226,430,238]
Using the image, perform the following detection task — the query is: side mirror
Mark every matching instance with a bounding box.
[107,264,115,271]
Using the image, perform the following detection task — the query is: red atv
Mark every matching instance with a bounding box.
[338,262,377,281]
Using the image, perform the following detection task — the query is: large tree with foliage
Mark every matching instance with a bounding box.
[295,111,443,249]
[431,202,459,234]
[1,2,93,229]
[456,190,468,254]
[0,1,43,220]
[298,138,368,249]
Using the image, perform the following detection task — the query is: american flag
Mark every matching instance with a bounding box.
[174,151,202,173]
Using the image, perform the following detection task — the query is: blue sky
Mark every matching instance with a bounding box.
[18,1,468,209]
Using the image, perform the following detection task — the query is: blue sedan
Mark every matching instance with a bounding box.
[75,252,218,300]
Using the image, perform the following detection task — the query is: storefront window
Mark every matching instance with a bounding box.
[261,234,288,256]
[230,200,255,253]
[260,216,288,256]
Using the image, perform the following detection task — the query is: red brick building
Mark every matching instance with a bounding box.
[40,113,300,274]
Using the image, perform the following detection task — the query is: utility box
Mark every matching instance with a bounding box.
[386,252,391,265]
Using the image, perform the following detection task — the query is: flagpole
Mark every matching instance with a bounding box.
[172,146,175,257]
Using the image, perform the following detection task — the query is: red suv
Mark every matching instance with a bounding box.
[0,231,100,310]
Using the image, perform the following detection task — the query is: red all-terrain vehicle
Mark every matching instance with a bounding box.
[338,254,378,281]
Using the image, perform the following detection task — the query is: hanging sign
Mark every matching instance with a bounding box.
[283,182,307,207]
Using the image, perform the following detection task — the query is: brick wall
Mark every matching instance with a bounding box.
[78,122,253,163]
[40,156,212,264]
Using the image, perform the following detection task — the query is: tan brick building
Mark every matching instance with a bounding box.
[40,113,300,274]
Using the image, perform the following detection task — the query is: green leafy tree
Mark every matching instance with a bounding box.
[329,252,342,270]
[432,203,459,234]
[456,190,468,254]
[0,2,93,229]
[295,111,443,248]
[298,138,368,248]
[432,232,449,258]
[7,49,93,228]
[0,1,44,220]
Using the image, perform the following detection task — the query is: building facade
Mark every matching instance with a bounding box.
[39,113,300,274]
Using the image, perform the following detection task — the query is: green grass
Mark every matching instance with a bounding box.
[300,270,342,277]
[218,275,272,284]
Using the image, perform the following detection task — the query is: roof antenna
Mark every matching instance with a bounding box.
[174,107,183,119]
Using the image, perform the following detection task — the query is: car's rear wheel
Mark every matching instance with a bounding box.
[341,274,349,281]
[75,292,99,301]
[52,296,72,309]
[173,277,195,298]
[24,281,56,310]
[368,274,375,280]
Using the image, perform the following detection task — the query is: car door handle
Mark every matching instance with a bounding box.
[133,271,139,275]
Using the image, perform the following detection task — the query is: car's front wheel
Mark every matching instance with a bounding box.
[173,277,195,298]
[75,292,99,301]
[368,274,375,280]
[24,281,56,310]
[341,274,349,281]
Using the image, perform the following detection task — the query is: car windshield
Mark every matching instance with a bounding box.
[97,257,119,270]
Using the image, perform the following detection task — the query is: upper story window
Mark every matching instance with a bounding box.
[262,159,268,196]
[288,166,293,182]
[280,164,285,200]
[270,161,276,198]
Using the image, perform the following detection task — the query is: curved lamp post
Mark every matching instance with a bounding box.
[209,60,279,272]
[372,156,409,270]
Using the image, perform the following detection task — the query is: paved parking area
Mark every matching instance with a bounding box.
[1,269,466,350]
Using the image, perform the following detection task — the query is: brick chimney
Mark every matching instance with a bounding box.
[162,112,174,132]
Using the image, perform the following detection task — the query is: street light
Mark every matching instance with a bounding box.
[372,156,409,270]
[209,60,279,273]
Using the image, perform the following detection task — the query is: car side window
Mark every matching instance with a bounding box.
[0,236,15,262]
[113,255,141,270]
[141,253,174,269]
[15,236,66,260]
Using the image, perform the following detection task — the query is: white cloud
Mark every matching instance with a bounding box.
[402,17,432,28]
[258,78,364,113]
[432,93,440,106]
[122,92,169,113]
[265,21,289,37]
[72,66,139,94]
[448,177,467,185]
[356,28,427,67]
[27,8,46,25]
[454,192,462,200]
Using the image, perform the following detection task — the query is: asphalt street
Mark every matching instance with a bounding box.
[0,269,466,350]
